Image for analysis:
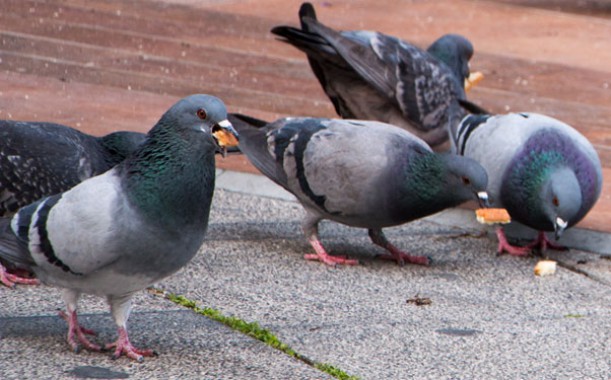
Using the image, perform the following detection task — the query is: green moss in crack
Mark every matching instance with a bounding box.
[564,313,585,318]
[315,363,360,380]
[157,290,359,380]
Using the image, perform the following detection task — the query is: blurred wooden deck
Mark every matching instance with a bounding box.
[1,0,610,232]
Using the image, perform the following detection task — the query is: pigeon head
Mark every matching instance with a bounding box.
[122,94,238,227]
[439,153,489,207]
[427,34,473,82]
[155,94,239,154]
[541,167,582,239]
[499,125,601,235]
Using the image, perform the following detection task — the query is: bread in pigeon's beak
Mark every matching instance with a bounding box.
[475,208,511,225]
[464,71,484,92]
[212,119,239,157]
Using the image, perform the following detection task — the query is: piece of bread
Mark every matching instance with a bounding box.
[465,71,484,92]
[534,260,557,276]
[475,208,511,224]
[213,128,239,148]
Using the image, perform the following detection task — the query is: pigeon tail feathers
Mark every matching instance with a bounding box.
[0,216,33,269]
[299,2,317,28]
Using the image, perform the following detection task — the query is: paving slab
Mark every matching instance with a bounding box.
[1,172,610,380]
[1,0,610,378]
[0,284,332,379]
[2,0,611,232]
[166,177,610,379]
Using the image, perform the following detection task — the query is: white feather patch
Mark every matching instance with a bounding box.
[44,169,127,275]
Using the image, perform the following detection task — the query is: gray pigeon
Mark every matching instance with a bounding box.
[231,113,488,266]
[271,2,482,149]
[0,121,146,287]
[452,112,602,255]
[0,94,238,361]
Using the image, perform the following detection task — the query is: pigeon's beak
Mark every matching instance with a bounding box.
[476,191,490,208]
[212,119,239,157]
[554,217,568,240]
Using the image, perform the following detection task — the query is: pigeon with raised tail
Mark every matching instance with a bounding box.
[271,2,482,149]
[452,112,602,255]
[231,113,488,266]
[0,94,239,361]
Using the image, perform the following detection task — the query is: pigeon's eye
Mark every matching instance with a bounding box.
[461,176,471,185]
[552,196,559,207]
[197,109,207,120]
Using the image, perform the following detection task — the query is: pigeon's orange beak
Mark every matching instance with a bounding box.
[212,119,239,157]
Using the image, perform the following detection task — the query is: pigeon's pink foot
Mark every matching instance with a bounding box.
[304,240,359,266]
[59,310,101,353]
[106,327,157,362]
[369,229,429,266]
[496,228,531,256]
[375,250,430,266]
[526,231,568,252]
[0,264,39,288]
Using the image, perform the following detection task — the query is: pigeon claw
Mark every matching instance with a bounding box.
[106,327,156,362]
[368,230,429,266]
[306,239,359,266]
[65,330,100,353]
[525,231,568,253]
[496,242,531,257]
[495,227,531,257]
[109,346,156,362]
[304,253,359,266]
[376,252,430,266]
[0,265,40,288]
[59,310,101,353]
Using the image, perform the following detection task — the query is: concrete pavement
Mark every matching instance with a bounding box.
[1,170,610,379]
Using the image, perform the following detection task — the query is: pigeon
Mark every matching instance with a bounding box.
[271,2,483,150]
[0,121,147,216]
[0,94,239,361]
[231,113,488,266]
[452,112,602,255]
[0,121,146,287]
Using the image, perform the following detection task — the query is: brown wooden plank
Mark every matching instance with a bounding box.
[489,0,611,19]
[0,32,327,102]
[1,0,610,233]
[0,70,283,131]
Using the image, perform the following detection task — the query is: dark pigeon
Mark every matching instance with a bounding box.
[0,94,239,361]
[231,113,488,266]
[452,112,602,255]
[0,121,146,216]
[0,121,146,287]
[271,2,482,149]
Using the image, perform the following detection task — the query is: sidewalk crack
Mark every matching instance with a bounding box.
[148,287,360,380]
